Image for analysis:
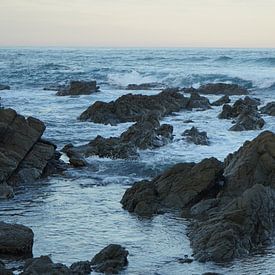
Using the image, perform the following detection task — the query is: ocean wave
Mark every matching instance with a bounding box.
[255,57,275,66]
[38,63,71,71]
[215,56,233,62]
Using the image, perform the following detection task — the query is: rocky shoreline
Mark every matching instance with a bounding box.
[0,81,275,274]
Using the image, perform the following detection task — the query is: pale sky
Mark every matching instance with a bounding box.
[0,0,275,47]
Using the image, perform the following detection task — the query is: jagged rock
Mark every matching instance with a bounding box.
[0,261,13,275]
[0,84,10,90]
[79,90,189,125]
[186,92,211,110]
[188,184,275,262]
[211,95,230,106]
[21,256,72,275]
[126,83,162,90]
[0,222,34,256]
[260,102,275,116]
[56,81,99,96]
[62,144,88,167]
[229,108,265,131]
[187,131,275,262]
[91,244,128,274]
[63,116,173,160]
[70,261,91,274]
[121,158,224,216]
[0,182,14,199]
[184,83,248,95]
[0,108,65,186]
[182,127,210,145]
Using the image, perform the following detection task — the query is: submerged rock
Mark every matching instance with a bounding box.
[211,95,230,106]
[121,158,224,216]
[0,84,10,90]
[0,222,34,257]
[184,83,248,95]
[63,115,173,160]
[91,244,128,274]
[56,80,99,96]
[182,127,210,145]
[260,102,275,116]
[79,90,189,125]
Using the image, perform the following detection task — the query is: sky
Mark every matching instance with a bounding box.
[0,0,274,47]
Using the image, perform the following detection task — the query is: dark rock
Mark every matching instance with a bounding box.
[121,158,224,217]
[0,182,14,199]
[260,102,275,116]
[63,144,88,167]
[188,131,275,262]
[0,263,13,275]
[63,116,173,160]
[56,81,99,96]
[79,90,189,125]
[0,222,33,257]
[187,92,211,110]
[184,83,248,95]
[178,256,193,264]
[183,119,194,123]
[0,84,10,91]
[211,95,230,106]
[182,127,210,145]
[21,256,72,275]
[0,108,64,185]
[70,261,91,274]
[229,107,265,131]
[91,244,128,274]
[126,83,162,90]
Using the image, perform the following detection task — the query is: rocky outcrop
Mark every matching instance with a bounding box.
[56,80,99,96]
[211,95,230,106]
[182,127,210,145]
[184,83,248,95]
[0,108,65,186]
[79,90,189,125]
[186,92,211,110]
[0,182,14,199]
[0,222,34,257]
[0,84,10,90]
[260,102,275,116]
[121,158,224,216]
[91,244,128,274]
[70,261,91,274]
[188,131,275,262]
[126,83,162,90]
[63,116,173,160]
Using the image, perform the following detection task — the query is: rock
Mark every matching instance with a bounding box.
[0,222,34,257]
[186,92,211,110]
[21,256,72,275]
[0,84,10,90]
[229,107,265,131]
[70,261,91,274]
[211,95,230,106]
[187,131,275,263]
[63,144,88,167]
[79,90,189,125]
[188,184,275,262]
[63,116,173,160]
[178,256,193,264]
[126,83,162,90]
[91,244,128,274]
[182,127,210,145]
[184,83,248,95]
[183,119,194,123]
[0,262,13,275]
[0,182,14,199]
[121,158,224,217]
[260,102,275,116]
[56,81,99,96]
[0,108,64,185]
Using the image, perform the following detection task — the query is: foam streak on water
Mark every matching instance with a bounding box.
[0,48,275,275]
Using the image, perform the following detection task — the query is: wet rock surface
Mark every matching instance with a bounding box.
[79,90,189,125]
[56,80,99,96]
[63,116,173,159]
[0,222,34,257]
[186,92,211,110]
[0,182,14,199]
[211,95,230,106]
[91,244,128,274]
[182,127,210,145]
[184,83,249,95]
[260,102,275,116]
